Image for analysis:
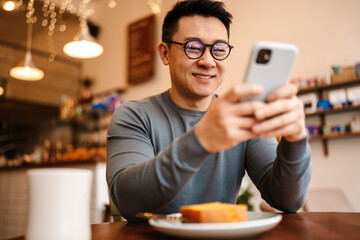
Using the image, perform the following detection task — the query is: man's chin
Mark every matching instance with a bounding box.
[192,88,216,99]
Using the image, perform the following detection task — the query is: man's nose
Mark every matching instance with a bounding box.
[198,47,216,68]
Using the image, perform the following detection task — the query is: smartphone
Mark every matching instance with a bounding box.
[242,41,298,102]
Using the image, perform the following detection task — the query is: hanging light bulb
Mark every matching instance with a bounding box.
[9,21,44,81]
[10,52,44,81]
[0,78,7,97]
[2,0,16,11]
[63,22,103,59]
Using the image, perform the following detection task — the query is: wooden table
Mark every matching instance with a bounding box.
[9,212,360,240]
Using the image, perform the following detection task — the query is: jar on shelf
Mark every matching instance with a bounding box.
[351,116,360,133]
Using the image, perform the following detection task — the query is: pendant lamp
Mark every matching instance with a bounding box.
[63,22,103,59]
[9,22,44,81]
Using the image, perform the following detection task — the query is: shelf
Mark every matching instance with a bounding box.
[309,132,360,141]
[323,132,360,139]
[0,98,59,119]
[0,132,28,144]
[298,79,360,94]
[300,79,360,156]
[306,105,360,116]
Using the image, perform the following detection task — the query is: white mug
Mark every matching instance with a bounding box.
[26,168,93,240]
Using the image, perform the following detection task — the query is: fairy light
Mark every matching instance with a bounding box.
[26,0,37,24]
[8,0,118,61]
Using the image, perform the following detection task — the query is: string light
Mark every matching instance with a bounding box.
[41,0,69,61]
[8,0,117,62]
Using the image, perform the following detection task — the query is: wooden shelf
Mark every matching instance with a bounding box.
[0,98,59,119]
[323,132,360,139]
[306,105,360,116]
[0,132,28,144]
[309,132,360,141]
[299,79,360,156]
[298,79,360,94]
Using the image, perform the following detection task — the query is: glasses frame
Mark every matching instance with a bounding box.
[165,40,234,61]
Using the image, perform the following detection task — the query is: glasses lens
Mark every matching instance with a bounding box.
[185,41,204,59]
[212,42,230,60]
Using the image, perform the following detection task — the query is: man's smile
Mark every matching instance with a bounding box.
[192,73,215,79]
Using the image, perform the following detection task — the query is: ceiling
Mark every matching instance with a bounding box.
[0,2,32,45]
[0,0,80,57]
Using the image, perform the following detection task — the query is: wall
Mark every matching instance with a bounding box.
[84,0,172,98]
[0,42,81,106]
[84,0,360,211]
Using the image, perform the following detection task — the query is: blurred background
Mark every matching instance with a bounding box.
[0,0,359,239]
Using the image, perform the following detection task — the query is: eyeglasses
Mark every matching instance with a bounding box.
[165,40,234,61]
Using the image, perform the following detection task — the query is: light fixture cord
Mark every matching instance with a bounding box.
[24,21,33,66]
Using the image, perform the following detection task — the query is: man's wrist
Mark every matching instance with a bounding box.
[194,124,212,153]
[283,129,308,143]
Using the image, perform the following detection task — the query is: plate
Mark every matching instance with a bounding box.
[149,211,282,239]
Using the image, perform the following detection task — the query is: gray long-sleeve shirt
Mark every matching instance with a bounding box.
[106,90,311,222]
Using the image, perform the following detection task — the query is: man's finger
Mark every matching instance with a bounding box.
[252,109,302,134]
[254,96,301,121]
[266,83,298,102]
[223,83,265,103]
[232,100,265,117]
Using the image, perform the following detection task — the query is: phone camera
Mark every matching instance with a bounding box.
[256,49,272,64]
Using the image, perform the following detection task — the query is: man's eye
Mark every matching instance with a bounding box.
[213,47,226,56]
[186,42,203,51]
[188,46,201,51]
[214,48,226,52]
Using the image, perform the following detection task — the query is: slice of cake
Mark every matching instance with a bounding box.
[180,202,248,223]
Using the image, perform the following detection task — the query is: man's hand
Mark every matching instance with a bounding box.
[251,83,307,142]
[195,83,265,153]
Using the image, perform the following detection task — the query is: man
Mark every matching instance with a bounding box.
[107,0,311,222]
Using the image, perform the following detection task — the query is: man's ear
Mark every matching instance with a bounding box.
[158,42,169,65]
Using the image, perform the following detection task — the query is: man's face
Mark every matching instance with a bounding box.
[166,15,229,102]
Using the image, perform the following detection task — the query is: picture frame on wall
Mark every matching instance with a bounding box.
[128,14,155,85]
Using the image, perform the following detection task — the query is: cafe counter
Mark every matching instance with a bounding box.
[0,158,109,240]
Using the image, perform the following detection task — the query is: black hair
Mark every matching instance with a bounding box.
[162,0,233,42]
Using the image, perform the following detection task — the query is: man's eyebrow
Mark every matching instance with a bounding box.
[183,37,229,43]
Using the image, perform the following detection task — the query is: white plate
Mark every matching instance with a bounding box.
[149,211,282,239]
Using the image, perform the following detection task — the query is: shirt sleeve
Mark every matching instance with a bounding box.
[245,136,312,212]
[106,103,211,222]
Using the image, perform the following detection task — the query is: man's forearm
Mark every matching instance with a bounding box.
[264,137,311,212]
[108,129,211,222]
